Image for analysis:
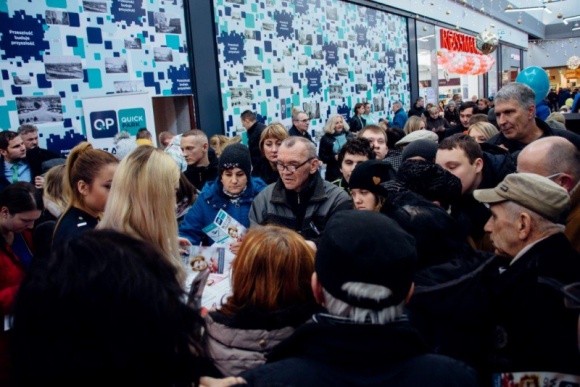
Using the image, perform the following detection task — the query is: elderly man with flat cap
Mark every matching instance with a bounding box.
[241,210,478,386]
[474,173,580,375]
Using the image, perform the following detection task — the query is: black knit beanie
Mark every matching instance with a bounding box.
[349,160,396,195]
[219,143,252,177]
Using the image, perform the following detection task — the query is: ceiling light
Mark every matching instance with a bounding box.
[418,34,435,41]
[505,6,550,12]
[564,15,580,22]
[573,26,580,31]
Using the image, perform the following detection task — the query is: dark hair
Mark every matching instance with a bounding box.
[0,131,19,150]
[353,102,365,115]
[438,134,483,164]
[459,101,476,113]
[0,182,43,214]
[136,128,152,140]
[337,137,375,165]
[386,127,405,149]
[240,110,257,121]
[11,230,207,386]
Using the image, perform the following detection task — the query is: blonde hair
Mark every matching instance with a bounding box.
[547,112,566,125]
[43,164,69,216]
[98,146,186,284]
[259,123,288,155]
[467,122,499,141]
[209,134,242,157]
[323,114,350,135]
[403,116,425,135]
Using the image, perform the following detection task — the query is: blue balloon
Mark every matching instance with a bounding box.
[515,66,550,105]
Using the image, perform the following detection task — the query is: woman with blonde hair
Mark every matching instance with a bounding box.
[467,121,499,144]
[52,142,119,247]
[403,115,426,135]
[318,114,352,182]
[98,146,186,285]
[204,225,320,376]
[251,123,288,185]
[209,134,242,157]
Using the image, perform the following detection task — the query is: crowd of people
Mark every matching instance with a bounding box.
[0,81,580,386]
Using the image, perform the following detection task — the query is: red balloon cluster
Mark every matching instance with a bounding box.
[437,49,495,75]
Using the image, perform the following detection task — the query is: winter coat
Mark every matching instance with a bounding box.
[251,157,279,186]
[204,303,319,376]
[183,150,219,192]
[347,115,365,134]
[240,314,479,386]
[249,173,352,241]
[179,177,267,245]
[288,126,313,142]
[246,121,267,168]
[318,131,352,182]
[389,109,408,129]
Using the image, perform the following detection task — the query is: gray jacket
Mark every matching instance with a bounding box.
[249,173,352,240]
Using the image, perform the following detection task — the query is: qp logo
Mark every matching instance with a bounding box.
[90,110,118,139]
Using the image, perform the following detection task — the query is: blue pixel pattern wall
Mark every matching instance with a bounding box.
[0,0,191,154]
[214,0,410,139]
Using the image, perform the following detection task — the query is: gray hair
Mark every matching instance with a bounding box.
[495,83,535,110]
[292,110,307,121]
[280,136,316,158]
[323,283,405,324]
[502,200,565,233]
[17,124,38,135]
[393,101,402,108]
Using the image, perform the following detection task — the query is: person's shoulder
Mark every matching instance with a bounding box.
[405,353,479,386]
[249,176,268,193]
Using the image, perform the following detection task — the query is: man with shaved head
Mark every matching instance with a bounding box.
[517,137,580,252]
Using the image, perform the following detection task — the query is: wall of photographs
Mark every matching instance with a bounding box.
[215,0,411,139]
[0,0,191,154]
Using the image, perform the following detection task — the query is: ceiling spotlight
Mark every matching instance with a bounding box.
[564,15,580,23]
[505,6,551,12]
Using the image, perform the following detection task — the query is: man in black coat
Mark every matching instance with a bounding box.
[487,83,580,154]
[474,173,580,375]
[408,97,425,118]
[240,110,266,167]
[241,211,478,386]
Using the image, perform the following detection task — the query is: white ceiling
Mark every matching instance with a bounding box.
[506,0,579,25]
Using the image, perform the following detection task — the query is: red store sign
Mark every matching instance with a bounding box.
[440,29,479,54]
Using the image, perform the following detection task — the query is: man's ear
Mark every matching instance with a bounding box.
[555,174,574,192]
[528,104,536,120]
[474,157,484,174]
[0,206,9,218]
[202,141,209,152]
[309,158,320,174]
[311,272,325,306]
[0,149,6,158]
[517,212,532,241]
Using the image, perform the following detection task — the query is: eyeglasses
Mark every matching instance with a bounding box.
[276,157,314,172]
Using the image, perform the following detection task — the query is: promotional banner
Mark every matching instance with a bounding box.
[82,92,155,153]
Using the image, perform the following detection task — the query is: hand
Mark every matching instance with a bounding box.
[229,241,242,255]
[34,175,45,189]
[178,237,191,257]
[199,376,246,386]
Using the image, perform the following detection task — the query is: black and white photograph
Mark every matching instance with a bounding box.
[265,0,275,5]
[370,61,377,69]
[298,32,313,45]
[273,63,285,73]
[105,58,128,74]
[13,74,31,85]
[395,69,403,77]
[225,0,244,3]
[357,7,367,18]
[312,50,324,60]
[83,0,107,13]
[389,83,399,96]
[114,81,145,94]
[16,96,64,125]
[154,12,182,34]
[244,30,257,40]
[44,56,83,80]
[388,21,396,32]
[243,64,262,77]
[262,22,275,31]
[373,96,385,112]
[326,8,338,21]
[328,24,337,33]
[230,88,253,107]
[337,67,348,76]
[231,10,241,20]
[348,34,356,42]
[124,38,142,49]
[298,56,309,66]
[371,42,380,52]
[357,79,368,92]
[154,47,174,62]
[379,55,387,64]
[228,72,238,81]
[303,101,320,120]
[283,48,292,57]
[329,85,343,99]
[277,77,294,95]
[355,65,362,74]
[45,10,69,25]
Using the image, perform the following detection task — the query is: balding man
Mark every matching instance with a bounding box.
[487,82,580,154]
[474,173,580,375]
[517,137,580,252]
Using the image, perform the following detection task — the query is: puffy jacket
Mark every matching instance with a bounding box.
[249,173,352,241]
[179,177,267,245]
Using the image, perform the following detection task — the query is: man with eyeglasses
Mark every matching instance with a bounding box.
[249,136,351,245]
[517,137,580,253]
[288,110,314,143]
